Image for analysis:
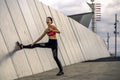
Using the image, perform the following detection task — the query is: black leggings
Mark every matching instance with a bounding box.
[22,39,63,72]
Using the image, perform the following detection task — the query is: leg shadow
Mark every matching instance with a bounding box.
[0,48,18,65]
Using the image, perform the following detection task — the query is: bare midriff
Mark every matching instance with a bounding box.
[49,35,57,40]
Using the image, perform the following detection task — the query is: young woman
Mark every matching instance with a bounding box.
[16,17,64,76]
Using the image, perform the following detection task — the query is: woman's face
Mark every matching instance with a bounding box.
[46,18,52,25]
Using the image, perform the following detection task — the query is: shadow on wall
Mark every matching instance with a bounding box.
[0,48,17,65]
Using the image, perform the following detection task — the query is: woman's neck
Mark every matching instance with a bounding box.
[48,24,52,27]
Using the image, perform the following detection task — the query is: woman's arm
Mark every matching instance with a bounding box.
[51,26,60,34]
[31,29,48,46]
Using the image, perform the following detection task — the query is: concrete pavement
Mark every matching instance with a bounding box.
[16,57,120,80]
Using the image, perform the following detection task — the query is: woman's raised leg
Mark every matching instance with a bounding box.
[16,41,49,50]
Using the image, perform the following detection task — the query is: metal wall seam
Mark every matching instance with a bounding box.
[68,18,86,61]
[17,0,44,72]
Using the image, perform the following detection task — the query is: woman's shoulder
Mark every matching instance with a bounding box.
[50,24,55,27]
[50,24,56,28]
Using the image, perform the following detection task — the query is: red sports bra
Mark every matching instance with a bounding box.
[47,25,56,36]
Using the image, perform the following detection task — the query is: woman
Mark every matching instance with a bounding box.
[16,17,64,76]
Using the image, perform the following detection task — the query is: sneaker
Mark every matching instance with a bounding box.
[16,41,23,50]
[56,71,64,76]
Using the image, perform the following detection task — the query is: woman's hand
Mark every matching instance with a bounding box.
[31,28,48,46]
[31,43,35,46]
[45,28,54,32]
[49,28,53,31]
[52,26,60,34]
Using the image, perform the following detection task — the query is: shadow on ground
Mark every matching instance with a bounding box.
[84,56,120,62]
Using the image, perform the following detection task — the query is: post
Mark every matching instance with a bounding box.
[107,33,110,50]
[91,0,95,33]
[114,14,117,57]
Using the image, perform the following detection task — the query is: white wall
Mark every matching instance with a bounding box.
[0,0,110,79]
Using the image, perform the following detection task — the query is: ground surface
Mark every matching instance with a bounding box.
[16,57,120,80]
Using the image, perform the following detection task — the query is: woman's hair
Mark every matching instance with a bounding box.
[47,17,53,23]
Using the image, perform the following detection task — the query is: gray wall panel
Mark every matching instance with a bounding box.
[73,21,89,60]
[63,16,81,63]
[69,19,88,60]
[68,18,86,61]
[26,0,53,71]
[0,29,17,80]
[0,0,32,78]
[66,17,85,62]
[6,0,44,74]
[61,15,79,63]
[78,24,98,60]
[84,30,100,59]
[96,36,110,57]
[81,27,97,59]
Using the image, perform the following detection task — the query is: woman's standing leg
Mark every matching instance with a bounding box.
[51,48,64,76]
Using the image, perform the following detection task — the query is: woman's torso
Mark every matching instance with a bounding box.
[47,25,57,40]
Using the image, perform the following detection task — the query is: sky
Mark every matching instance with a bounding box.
[39,0,120,56]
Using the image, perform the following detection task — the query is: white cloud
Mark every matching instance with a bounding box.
[39,0,90,15]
